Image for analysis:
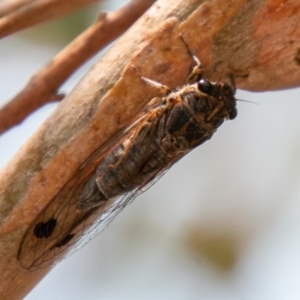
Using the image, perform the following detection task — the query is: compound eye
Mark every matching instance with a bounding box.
[229,108,238,120]
[197,79,213,94]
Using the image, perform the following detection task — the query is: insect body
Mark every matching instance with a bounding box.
[18,37,237,270]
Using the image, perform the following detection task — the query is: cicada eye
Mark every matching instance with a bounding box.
[197,79,213,94]
[229,108,238,120]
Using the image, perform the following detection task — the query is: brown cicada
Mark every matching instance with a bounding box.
[18,36,237,270]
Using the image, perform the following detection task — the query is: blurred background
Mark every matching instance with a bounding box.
[2,1,300,299]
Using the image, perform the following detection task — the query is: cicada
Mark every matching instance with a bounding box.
[18,36,238,270]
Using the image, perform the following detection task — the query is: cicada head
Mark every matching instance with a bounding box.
[196,79,237,121]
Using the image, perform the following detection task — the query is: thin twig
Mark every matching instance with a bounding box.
[0,0,101,38]
[0,0,155,134]
[0,0,34,17]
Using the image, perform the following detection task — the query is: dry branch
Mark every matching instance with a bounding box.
[1,0,300,299]
[0,0,101,37]
[0,0,34,17]
[0,0,155,134]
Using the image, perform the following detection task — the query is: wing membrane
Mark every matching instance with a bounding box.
[18,97,175,271]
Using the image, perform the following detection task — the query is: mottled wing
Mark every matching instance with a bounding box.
[18,97,175,271]
[61,164,175,259]
[17,155,109,270]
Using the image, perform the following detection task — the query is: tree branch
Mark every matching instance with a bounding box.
[0,0,155,134]
[0,0,101,37]
[0,0,34,17]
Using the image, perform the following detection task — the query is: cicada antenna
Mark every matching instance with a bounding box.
[236,98,259,105]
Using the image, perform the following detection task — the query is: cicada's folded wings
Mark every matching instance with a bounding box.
[17,160,103,270]
[18,97,170,271]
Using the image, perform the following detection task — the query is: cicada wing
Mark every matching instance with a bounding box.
[18,177,149,271]
[18,154,181,271]
[17,161,100,270]
[17,131,137,270]
[63,156,182,261]
[18,97,173,271]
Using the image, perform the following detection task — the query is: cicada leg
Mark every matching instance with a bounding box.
[229,74,237,95]
[179,34,204,83]
[140,76,171,95]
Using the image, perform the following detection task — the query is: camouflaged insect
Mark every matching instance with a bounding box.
[18,36,237,270]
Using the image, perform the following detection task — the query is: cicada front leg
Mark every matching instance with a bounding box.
[179,34,204,83]
[140,76,171,96]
